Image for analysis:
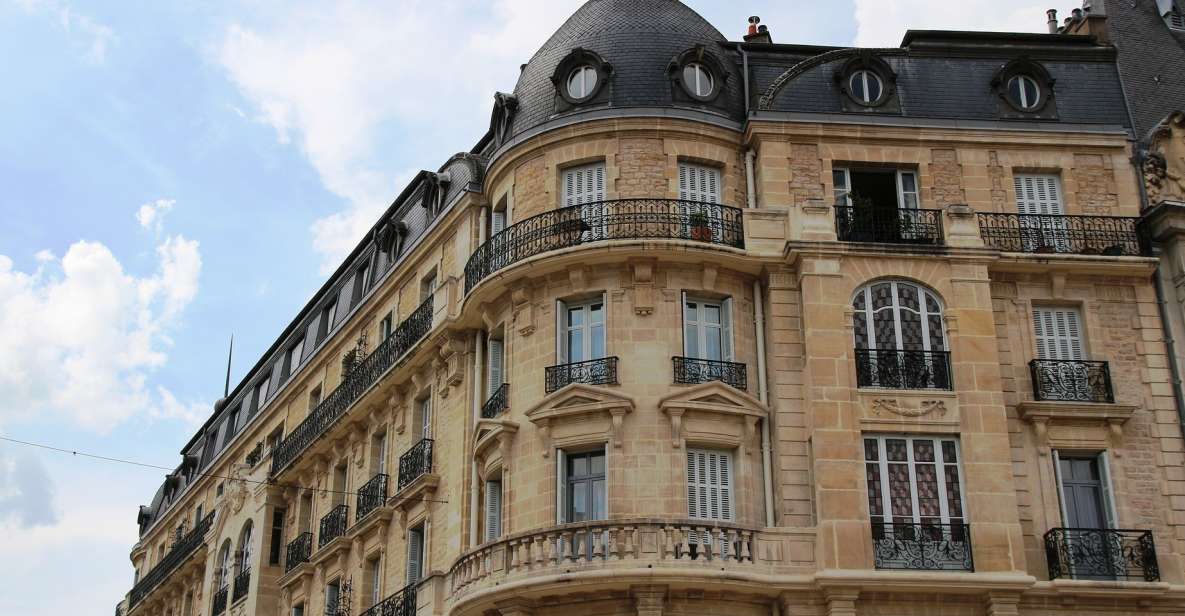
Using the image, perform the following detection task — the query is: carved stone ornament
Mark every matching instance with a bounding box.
[871,397,948,418]
[1144,111,1185,205]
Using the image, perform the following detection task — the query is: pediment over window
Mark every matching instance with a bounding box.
[659,381,768,451]
[524,384,635,455]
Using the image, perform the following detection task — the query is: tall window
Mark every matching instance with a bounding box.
[852,281,944,352]
[559,449,606,523]
[1014,174,1067,251]
[420,271,437,302]
[406,525,425,586]
[484,479,503,542]
[365,554,382,607]
[558,298,605,364]
[292,603,304,616]
[682,296,732,362]
[487,334,504,399]
[686,449,733,522]
[325,579,341,615]
[268,509,285,566]
[1054,451,1116,530]
[863,435,965,529]
[217,542,232,588]
[255,379,270,411]
[379,313,393,341]
[371,432,387,476]
[562,162,606,241]
[415,396,432,440]
[1032,307,1085,361]
[238,521,254,574]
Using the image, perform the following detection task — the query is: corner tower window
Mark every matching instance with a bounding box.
[567,66,598,100]
[1007,75,1040,110]
[849,69,883,105]
[682,63,714,98]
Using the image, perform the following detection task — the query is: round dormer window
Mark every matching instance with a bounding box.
[682,62,715,98]
[567,65,599,101]
[1007,74,1041,110]
[849,69,884,105]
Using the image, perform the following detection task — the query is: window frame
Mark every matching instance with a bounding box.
[556,446,608,524]
[686,448,735,523]
[1007,74,1041,111]
[681,293,733,362]
[566,65,599,101]
[851,280,946,352]
[1052,449,1119,530]
[682,62,715,98]
[1031,305,1086,361]
[484,478,503,542]
[831,167,918,210]
[556,296,607,364]
[848,69,884,105]
[863,434,967,528]
[406,524,425,586]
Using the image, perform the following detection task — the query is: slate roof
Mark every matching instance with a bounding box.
[1100,0,1185,138]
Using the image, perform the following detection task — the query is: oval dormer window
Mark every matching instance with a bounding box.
[849,69,883,105]
[567,65,599,101]
[682,62,715,98]
[1007,74,1040,110]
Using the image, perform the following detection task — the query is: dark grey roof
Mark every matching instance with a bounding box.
[1100,0,1185,138]
[508,0,744,138]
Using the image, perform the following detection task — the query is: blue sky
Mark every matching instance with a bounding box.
[0,1,1047,614]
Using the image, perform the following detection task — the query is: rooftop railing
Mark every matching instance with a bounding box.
[464,199,744,293]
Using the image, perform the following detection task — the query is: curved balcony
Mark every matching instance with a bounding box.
[464,199,745,294]
[127,511,215,609]
[447,518,773,605]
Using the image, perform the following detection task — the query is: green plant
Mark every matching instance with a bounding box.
[689,211,710,227]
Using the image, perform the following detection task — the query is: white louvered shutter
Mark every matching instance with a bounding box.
[491,211,506,235]
[1014,174,1064,216]
[1032,307,1085,360]
[678,163,721,204]
[563,163,605,207]
[484,480,502,541]
[721,298,733,362]
[487,338,504,398]
[406,527,423,585]
[686,449,733,521]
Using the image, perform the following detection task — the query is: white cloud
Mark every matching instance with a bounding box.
[135,198,175,233]
[216,0,582,272]
[0,447,56,528]
[0,214,204,432]
[854,0,1048,47]
[12,0,117,64]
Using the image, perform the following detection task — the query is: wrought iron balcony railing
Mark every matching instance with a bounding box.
[1029,359,1114,403]
[672,356,747,390]
[319,504,349,548]
[872,521,974,571]
[835,206,944,245]
[356,473,388,523]
[127,511,215,608]
[545,357,619,394]
[271,295,433,477]
[211,586,228,616]
[359,582,418,616]
[481,383,509,419]
[977,213,1148,256]
[855,349,952,390]
[231,568,250,603]
[285,532,313,573]
[1045,528,1159,581]
[464,199,744,293]
[398,438,434,491]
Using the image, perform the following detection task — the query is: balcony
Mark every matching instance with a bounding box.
[318,504,349,548]
[835,205,944,245]
[270,295,434,477]
[977,213,1148,256]
[855,349,952,390]
[356,473,388,523]
[545,357,619,394]
[871,521,974,571]
[464,199,744,293]
[285,532,312,573]
[398,438,434,491]
[127,510,215,608]
[211,586,228,616]
[481,383,509,419]
[449,519,765,600]
[359,582,417,616]
[1030,359,1114,403]
[672,356,747,390]
[231,568,250,603]
[1045,528,1159,581]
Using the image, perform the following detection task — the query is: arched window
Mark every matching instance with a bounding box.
[237,521,254,574]
[852,280,950,390]
[216,541,232,588]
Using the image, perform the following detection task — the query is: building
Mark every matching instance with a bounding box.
[118,2,1185,616]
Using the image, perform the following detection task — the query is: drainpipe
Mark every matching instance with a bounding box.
[754,280,775,527]
[736,42,751,117]
[1152,264,1185,430]
[469,330,485,545]
[745,149,758,209]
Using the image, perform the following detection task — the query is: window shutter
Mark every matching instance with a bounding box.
[721,298,734,362]
[563,163,606,207]
[1098,452,1118,529]
[1051,449,1069,526]
[556,450,568,523]
[686,449,733,522]
[406,528,423,585]
[485,480,502,541]
[1014,174,1064,216]
[1032,307,1085,361]
[678,163,720,203]
[420,397,433,440]
[491,211,506,235]
[487,338,504,398]
[556,299,566,362]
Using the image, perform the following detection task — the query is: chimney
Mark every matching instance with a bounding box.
[744,16,773,44]
[1046,8,1058,33]
[1072,7,1083,20]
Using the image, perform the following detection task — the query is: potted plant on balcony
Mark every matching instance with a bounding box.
[689,211,713,241]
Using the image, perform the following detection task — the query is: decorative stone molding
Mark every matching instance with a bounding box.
[701,263,717,292]
[871,397,947,418]
[473,419,519,479]
[432,332,467,399]
[1017,401,1137,456]
[658,381,768,452]
[524,384,636,456]
[943,204,983,248]
[857,391,959,431]
[1144,111,1185,205]
[799,198,837,241]
[511,283,536,336]
[630,259,656,316]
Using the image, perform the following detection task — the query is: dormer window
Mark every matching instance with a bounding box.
[849,69,883,105]
[1007,74,1041,111]
[567,65,599,101]
[682,62,714,98]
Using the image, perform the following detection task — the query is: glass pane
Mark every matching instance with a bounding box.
[571,481,587,522]
[898,284,919,311]
[592,479,606,519]
[915,463,940,517]
[867,72,882,101]
[570,455,588,477]
[684,301,697,323]
[873,308,897,348]
[832,169,848,191]
[705,327,722,361]
[944,466,963,517]
[1008,77,1023,106]
[705,304,721,325]
[590,452,605,475]
[941,441,957,463]
[886,439,908,461]
[913,439,935,462]
[850,72,867,101]
[590,303,603,323]
[928,314,945,349]
[568,330,583,362]
[864,438,879,461]
[853,312,868,349]
[683,65,698,93]
[866,463,884,518]
[900,309,923,349]
[900,172,917,193]
[590,324,604,359]
[1022,78,1038,107]
[888,463,913,517]
[871,283,893,309]
[852,291,865,311]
